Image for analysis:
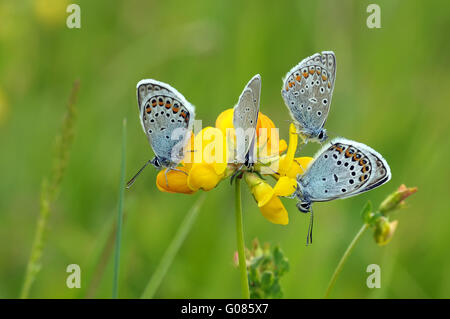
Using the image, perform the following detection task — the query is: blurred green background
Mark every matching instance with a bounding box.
[1,0,448,298]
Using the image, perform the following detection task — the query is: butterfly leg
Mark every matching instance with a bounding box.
[164,167,189,187]
[164,169,169,187]
[306,207,314,246]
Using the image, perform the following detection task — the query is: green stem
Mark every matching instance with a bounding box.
[140,193,206,299]
[112,118,127,298]
[235,178,250,299]
[324,223,369,298]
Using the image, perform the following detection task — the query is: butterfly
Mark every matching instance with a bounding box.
[281,51,336,143]
[232,74,261,168]
[293,137,391,244]
[127,79,195,188]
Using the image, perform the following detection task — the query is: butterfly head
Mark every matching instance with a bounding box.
[150,157,172,169]
[296,200,311,213]
[308,129,328,144]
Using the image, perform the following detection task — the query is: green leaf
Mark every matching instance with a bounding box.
[261,271,273,290]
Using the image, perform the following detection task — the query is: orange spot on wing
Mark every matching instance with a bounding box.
[316,70,321,75]
[303,72,309,78]
[328,81,331,88]
[165,103,172,109]
[309,69,315,74]
[158,101,164,106]
[322,75,327,81]
[296,75,301,81]
[146,106,151,114]
[172,106,179,113]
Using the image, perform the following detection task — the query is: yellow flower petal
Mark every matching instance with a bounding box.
[273,176,297,197]
[283,157,314,179]
[278,139,287,154]
[187,164,223,191]
[244,173,274,207]
[156,168,195,194]
[215,108,234,135]
[278,123,298,176]
[259,196,289,225]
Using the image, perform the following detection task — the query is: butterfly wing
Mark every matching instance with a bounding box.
[281,51,336,138]
[297,138,391,202]
[137,79,195,165]
[233,74,261,163]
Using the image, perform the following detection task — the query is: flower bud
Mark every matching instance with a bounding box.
[374,217,398,246]
[379,184,417,215]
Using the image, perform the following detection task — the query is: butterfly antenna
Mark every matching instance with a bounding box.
[306,206,314,246]
[126,159,152,189]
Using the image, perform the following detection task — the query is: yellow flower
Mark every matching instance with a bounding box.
[156,166,194,194]
[216,108,288,163]
[244,173,289,225]
[156,127,227,193]
[155,108,313,226]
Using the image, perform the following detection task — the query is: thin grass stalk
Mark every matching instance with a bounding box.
[112,118,127,298]
[140,193,206,299]
[20,80,79,299]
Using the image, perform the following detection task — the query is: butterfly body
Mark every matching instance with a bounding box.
[127,79,195,188]
[232,74,261,168]
[282,51,336,143]
[294,138,391,212]
[136,79,194,168]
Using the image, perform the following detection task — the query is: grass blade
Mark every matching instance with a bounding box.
[140,193,206,299]
[112,118,127,298]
